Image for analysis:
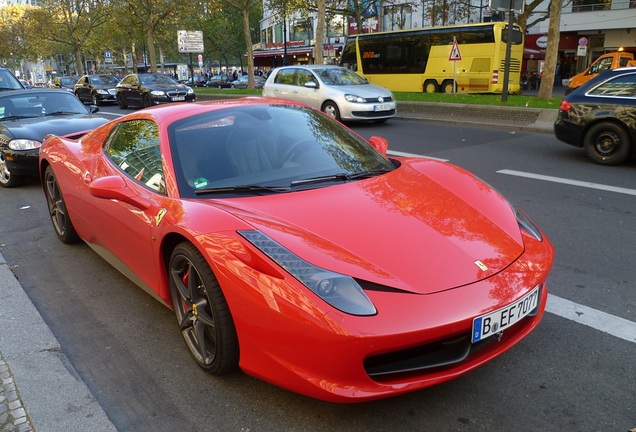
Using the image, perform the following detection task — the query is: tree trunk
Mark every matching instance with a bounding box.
[314,0,325,64]
[241,6,255,89]
[146,28,157,72]
[537,0,562,99]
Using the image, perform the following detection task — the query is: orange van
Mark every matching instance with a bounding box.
[565,50,636,94]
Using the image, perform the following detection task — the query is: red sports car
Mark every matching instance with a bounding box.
[39,98,554,402]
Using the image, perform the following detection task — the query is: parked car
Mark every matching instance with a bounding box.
[39,97,553,402]
[189,75,208,87]
[206,74,232,89]
[50,76,77,93]
[0,89,109,187]
[74,74,119,105]
[554,67,636,165]
[116,73,195,108]
[230,75,266,89]
[19,79,34,89]
[262,65,396,122]
[0,66,25,91]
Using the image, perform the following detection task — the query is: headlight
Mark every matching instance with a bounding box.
[514,207,543,241]
[9,139,41,150]
[151,90,165,96]
[96,89,109,95]
[239,230,377,316]
[344,94,367,103]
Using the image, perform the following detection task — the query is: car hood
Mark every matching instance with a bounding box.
[326,83,393,98]
[93,84,117,91]
[146,84,188,91]
[210,159,525,294]
[0,115,109,141]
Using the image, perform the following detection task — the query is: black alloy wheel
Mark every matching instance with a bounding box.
[169,242,239,374]
[44,165,80,243]
[117,94,128,109]
[142,94,153,108]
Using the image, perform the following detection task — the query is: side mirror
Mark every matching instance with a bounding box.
[89,175,150,209]
[369,136,388,156]
[304,81,318,89]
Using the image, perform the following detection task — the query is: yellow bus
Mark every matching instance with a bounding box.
[340,22,524,94]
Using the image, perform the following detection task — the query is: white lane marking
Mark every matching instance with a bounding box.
[388,150,448,161]
[497,169,636,196]
[547,294,636,344]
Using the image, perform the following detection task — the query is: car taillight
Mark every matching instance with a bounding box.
[559,100,573,112]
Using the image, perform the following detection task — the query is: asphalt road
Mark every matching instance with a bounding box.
[0,113,634,431]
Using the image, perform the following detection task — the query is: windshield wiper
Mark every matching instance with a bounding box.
[44,110,79,116]
[2,114,40,120]
[290,169,392,187]
[194,184,290,195]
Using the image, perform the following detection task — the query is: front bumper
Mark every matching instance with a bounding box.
[341,101,397,121]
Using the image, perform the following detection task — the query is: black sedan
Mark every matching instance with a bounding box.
[0,89,110,187]
[116,73,195,108]
[74,74,119,105]
[554,67,636,165]
[206,74,232,89]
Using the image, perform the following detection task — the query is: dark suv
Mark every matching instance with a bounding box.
[0,67,25,91]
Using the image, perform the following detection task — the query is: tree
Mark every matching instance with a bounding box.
[537,0,562,99]
[222,0,263,89]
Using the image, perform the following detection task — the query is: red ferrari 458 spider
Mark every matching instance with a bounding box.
[39,97,554,402]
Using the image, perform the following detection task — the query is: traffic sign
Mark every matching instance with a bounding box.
[177,30,204,53]
[449,37,462,61]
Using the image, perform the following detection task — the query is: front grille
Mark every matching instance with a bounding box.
[166,90,188,97]
[365,96,394,103]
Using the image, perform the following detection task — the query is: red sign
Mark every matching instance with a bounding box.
[449,37,462,61]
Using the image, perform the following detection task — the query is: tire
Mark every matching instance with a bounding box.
[583,121,632,166]
[169,242,239,374]
[75,91,85,104]
[117,94,128,109]
[321,101,341,121]
[142,94,153,108]
[442,80,456,94]
[43,165,80,243]
[0,152,24,188]
[424,80,439,93]
[91,92,101,106]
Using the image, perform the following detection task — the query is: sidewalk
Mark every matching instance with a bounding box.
[0,90,563,431]
[0,253,117,432]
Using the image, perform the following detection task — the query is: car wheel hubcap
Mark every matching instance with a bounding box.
[595,132,619,156]
[0,154,10,184]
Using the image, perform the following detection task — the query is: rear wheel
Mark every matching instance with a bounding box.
[44,165,79,243]
[169,242,239,374]
[583,121,632,165]
[321,101,341,121]
[424,80,439,93]
[442,80,456,94]
[0,152,24,188]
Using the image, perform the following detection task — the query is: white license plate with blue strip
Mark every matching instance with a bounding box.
[472,286,539,343]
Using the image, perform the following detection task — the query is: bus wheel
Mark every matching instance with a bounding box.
[424,80,439,93]
[442,80,456,93]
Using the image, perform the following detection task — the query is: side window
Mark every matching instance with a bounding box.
[274,69,297,85]
[296,70,316,86]
[588,73,636,98]
[104,120,165,194]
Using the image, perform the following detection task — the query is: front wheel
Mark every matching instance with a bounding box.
[91,92,101,106]
[0,152,24,188]
[169,242,239,374]
[117,94,128,109]
[142,94,153,108]
[321,101,341,121]
[44,165,80,243]
[583,122,632,165]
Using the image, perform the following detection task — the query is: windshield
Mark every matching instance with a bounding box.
[314,68,368,85]
[92,75,119,85]
[169,104,393,198]
[0,92,88,120]
[0,69,24,90]
[141,74,177,85]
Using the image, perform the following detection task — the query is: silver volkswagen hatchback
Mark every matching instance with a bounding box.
[262,65,396,122]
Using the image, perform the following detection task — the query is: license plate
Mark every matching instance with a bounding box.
[472,286,540,343]
[374,104,391,111]
[172,96,185,101]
